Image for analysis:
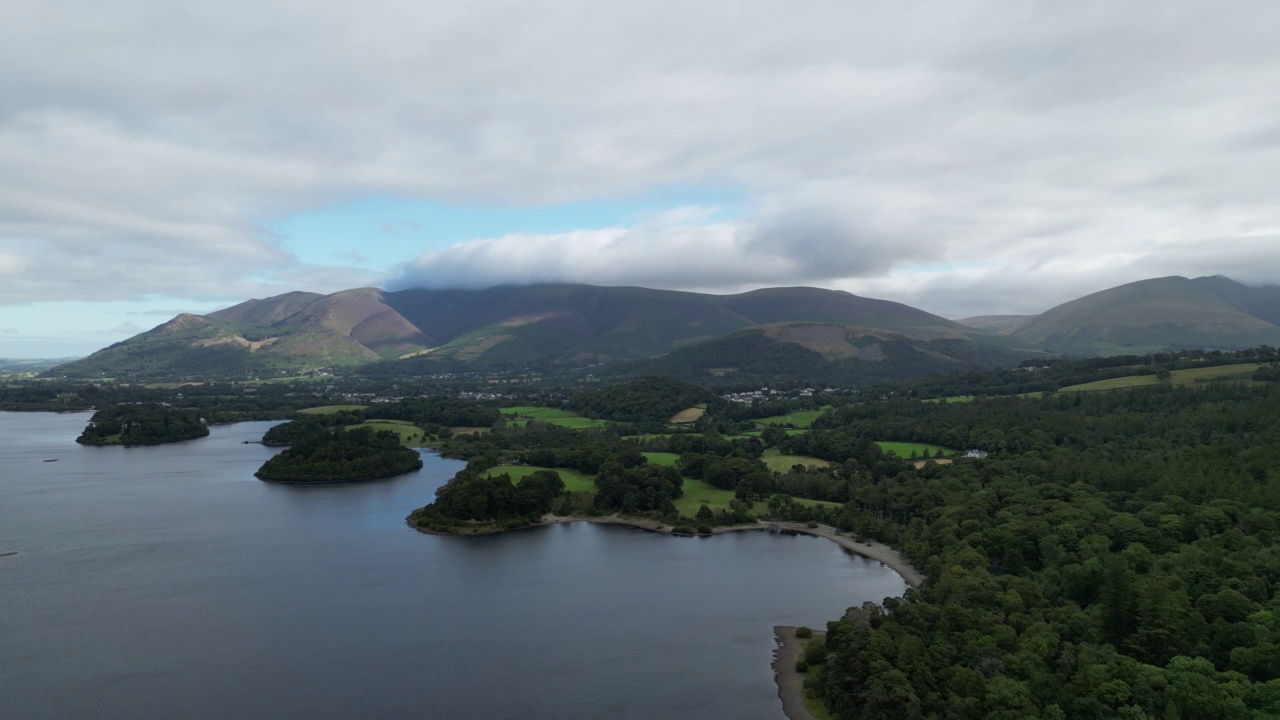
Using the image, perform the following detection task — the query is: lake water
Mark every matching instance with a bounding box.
[0,411,906,719]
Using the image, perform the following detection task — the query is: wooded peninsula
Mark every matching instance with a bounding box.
[76,403,210,446]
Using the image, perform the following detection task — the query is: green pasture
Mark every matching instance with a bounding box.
[298,404,367,414]
[743,429,810,439]
[642,452,681,466]
[499,406,607,429]
[760,451,831,472]
[483,465,596,493]
[358,421,425,444]
[921,396,974,404]
[673,478,738,517]
[875,441,956,458]
[1059,364,1261,392]
[793,496,840,509]
[755,409,828,428]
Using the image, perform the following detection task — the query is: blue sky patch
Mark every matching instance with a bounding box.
[263,185,744,269]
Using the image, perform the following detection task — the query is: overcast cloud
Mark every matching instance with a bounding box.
[3,0,1280,326]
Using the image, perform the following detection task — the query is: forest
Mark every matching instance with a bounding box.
[76,403,210,446]
[802,384,1280,720]
[255,425,423,483]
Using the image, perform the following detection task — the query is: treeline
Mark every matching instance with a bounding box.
[0,380,350,420]
[370,397,500,430]
[76,403,209,446]
[805,383,1280,719]
[255,426,422,483]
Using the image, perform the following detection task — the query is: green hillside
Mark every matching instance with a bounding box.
[48,282,1037,380]
[628,323,1037,386]
[1012,276,1280,357]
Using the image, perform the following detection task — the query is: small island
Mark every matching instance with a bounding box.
[255,425,423,483]
[77,403,210,446]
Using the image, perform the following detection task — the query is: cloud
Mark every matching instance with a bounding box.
[390,206,919,291]
[2,0,1280,316]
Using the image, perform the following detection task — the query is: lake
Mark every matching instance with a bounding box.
[0,411,907,719]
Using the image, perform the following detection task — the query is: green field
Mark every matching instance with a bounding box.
[755,409,828,428]
[673,478,738,517]
[483,465,596,493]
[358,421,425,444]
[499,406,607,428]
[876,441,956,458]
[1059,364,1262,392]
[761,451,831,472]
[793,497,840,509]
[742,429,810,439]
[298,404,367,414]
[642,452,681,466]
[921,396,974,404]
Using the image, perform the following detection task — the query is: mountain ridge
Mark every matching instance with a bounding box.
[49,283,1029,379]
[48,275,1280,380]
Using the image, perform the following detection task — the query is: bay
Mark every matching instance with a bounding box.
[0,411,906,719]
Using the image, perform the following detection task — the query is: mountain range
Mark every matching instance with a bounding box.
[957,275,1280,357]
[48,275,1280,381]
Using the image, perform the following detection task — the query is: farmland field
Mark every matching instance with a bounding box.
[755,409,828,428]
[875,441,956,458]
[742,429,810,439]
[483,465,596,493]
[1059,363,1262,392]
[298,404,367,414]
[358,421,424,444]
[673,478,737,517]
[760,451,831,472]
[668,407,706,423]
[642,452,681,467]
[498,406,607,428]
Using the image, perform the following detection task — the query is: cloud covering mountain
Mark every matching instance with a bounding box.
[4,1,1280,354]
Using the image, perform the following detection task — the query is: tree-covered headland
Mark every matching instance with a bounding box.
[76,403,210,446]
[255,425,423,483]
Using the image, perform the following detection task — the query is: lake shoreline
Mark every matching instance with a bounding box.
[773,626,823,720]
[409,515,923,589]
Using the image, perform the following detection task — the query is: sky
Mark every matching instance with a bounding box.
[3,1,1280,357]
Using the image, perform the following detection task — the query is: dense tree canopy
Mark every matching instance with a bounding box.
[569,376,720,422]
[76,403,209,446]
[806,384,1280,719]
[255,426,422,483]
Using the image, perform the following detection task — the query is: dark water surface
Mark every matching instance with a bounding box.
[0,412,906,719]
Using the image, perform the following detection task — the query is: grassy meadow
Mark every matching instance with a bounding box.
[499,406,607,429]
[642,452,681,466]
[673,478,738,517]
[761,449,831,472]
[483,465,597,493]
[298,404,368,414]
[875,441,956,458]
[755,408,828,428]
[358,421,425,444]
[1059,363,1262,392]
